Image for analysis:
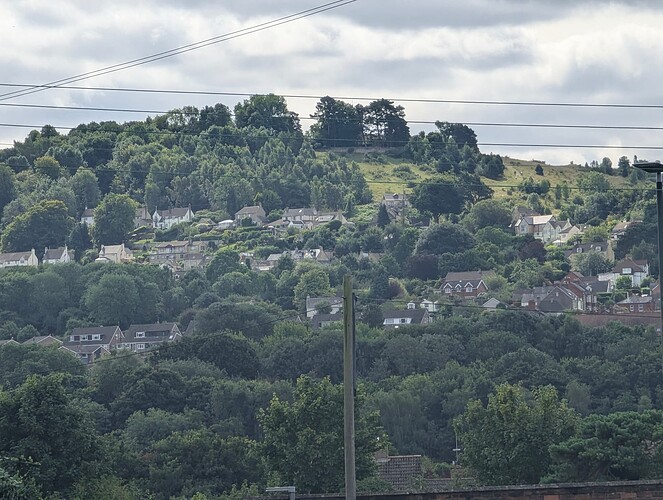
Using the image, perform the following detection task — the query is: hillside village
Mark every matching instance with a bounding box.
[1,96,662,497]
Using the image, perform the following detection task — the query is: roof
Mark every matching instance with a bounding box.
[44,247,67,260]
[0,339,19,347]
[81,208,94,218]
[283,207,317,217]
[614,258,648,273]
[618,295,654,305]
[306,296,343,312]
[235,205,265,216]
[22,335,62,346]
[101,244,132,255]
[125,323,180,336]
[0,250,34,262]
[154,240,189,249]
[61,343,109,355]
[382,193,409,202]
[311,312,344,329]
[156,207,191,218]
[71,326,121,337]
[482,298,505,309]
[382,309,428,322]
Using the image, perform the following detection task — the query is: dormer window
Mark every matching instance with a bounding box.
[92,334,101,341]
[623,267,632,275]
[136,331,145,338]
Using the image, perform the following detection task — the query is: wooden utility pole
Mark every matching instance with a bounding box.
[343,275,356,499]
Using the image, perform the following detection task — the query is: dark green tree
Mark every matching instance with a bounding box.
[415,222,475,255]
[411,176,465,222]
[360,99,410,147]
[91,194,136,246]
[376,203,391,228]
[1,200,73,253]
[310,96,362,148]
[258,376,385,493]
[455,384,577,485]
[234,94,301,134]
[0,164,16,216]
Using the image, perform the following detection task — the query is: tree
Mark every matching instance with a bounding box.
[548,410,663,482]
[376,203,391,228]
[66,222,92,260]
[572,252,613,277]
[360,99,410,147]
[33,155,62,180]
[411,177,465,222]
[434,121,478,150]
[0,374,101,495]
[234,94,301,134]
[1,200,73,253]
[85,273,139,328]
[0,164,16,216]
[617,155,631,177]
[91,194,136,246]
[463,199,511,232]
[258,376,385,493]
[415,222,475,255]
[310,96,362,148]
[70,167,101,214]
[455,384,577,485]
[294,268,332,310]
[206,249,245,283]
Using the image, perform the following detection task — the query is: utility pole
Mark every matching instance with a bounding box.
[343,275,356,499]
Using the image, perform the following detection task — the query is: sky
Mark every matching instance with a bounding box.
[2,0,663,165]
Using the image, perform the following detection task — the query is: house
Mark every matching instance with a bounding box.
[512,214,555,239]
[97,244,134,264]
[0,249,39,269]
[80,207,95,226]
[538,286,581,314]
[382,309,431,329]
[419,299,440,313]
[181,253,209,271]
[43,245,73,265]
[22,335,62,347]
[152,241,191,260]
[152,207,194,230]
[282,207,318,224]
[121,322,182,352]
[565,240,614,263]
[234,204,267,226]
[306,296,343,319]
[0,339,19,347]
[381,193,410,211]
[134,206,153,228]
[60,344,110,364]
[611,220,641,240]
[554,223,584,245]
[61,325,123,364]
[599,258,650,287]
[616,295,656,314]
[441,270,494,298]
[311,312,344,330]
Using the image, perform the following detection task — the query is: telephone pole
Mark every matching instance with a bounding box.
[343,275,356,499]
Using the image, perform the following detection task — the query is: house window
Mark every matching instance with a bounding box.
[623,268,632,275]
[136,343,145,350]
[638,304,644,312]
[400,318,407,323]
[466,285,473,293]
[630,305,635,312]
[444,288,451,294]
[136,332,145,338]
[92,334,101,341]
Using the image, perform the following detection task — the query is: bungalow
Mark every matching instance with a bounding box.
[538,286,581,314]
[234,204,267,226]
[152,207,194,230]
[616,295,656,314]
[120,322,182,352]
[0,249,39,269]
[441,270,494,298]
[43,245,73,265]
[382,309,431,329]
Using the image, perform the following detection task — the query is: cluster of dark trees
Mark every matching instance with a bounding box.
[2,307,663,497]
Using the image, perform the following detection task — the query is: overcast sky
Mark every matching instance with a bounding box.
[2,0,663,165]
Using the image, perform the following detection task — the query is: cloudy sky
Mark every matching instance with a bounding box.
[2,0,663,165]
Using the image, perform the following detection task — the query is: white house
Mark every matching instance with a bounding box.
[43,245,73,265]
[152,207,194,230]
[0,249,39,269]
[80,208,95,226]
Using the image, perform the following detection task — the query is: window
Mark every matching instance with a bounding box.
[638,304,644,312]
[623,268,632,275]
[92,334,101,341]
[630,305,635,312]
[136,343,145,350]
[136,332,145,338]
[444,287,451,294]
[466,285,473,293]
[400,318,407,323]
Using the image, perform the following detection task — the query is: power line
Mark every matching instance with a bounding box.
[0,0,357,102]
[3,121,663,150]
[5,83,663,110]
[5,102,663,132]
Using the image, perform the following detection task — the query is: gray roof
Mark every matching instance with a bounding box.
[44,247,67,260]
[311,312,344,329]
[382,309,428,322]
[283,207,317,217]
[235,205,265,216]
[156,207,191,218]
[124,323,181,340]
[71,326,121,337]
